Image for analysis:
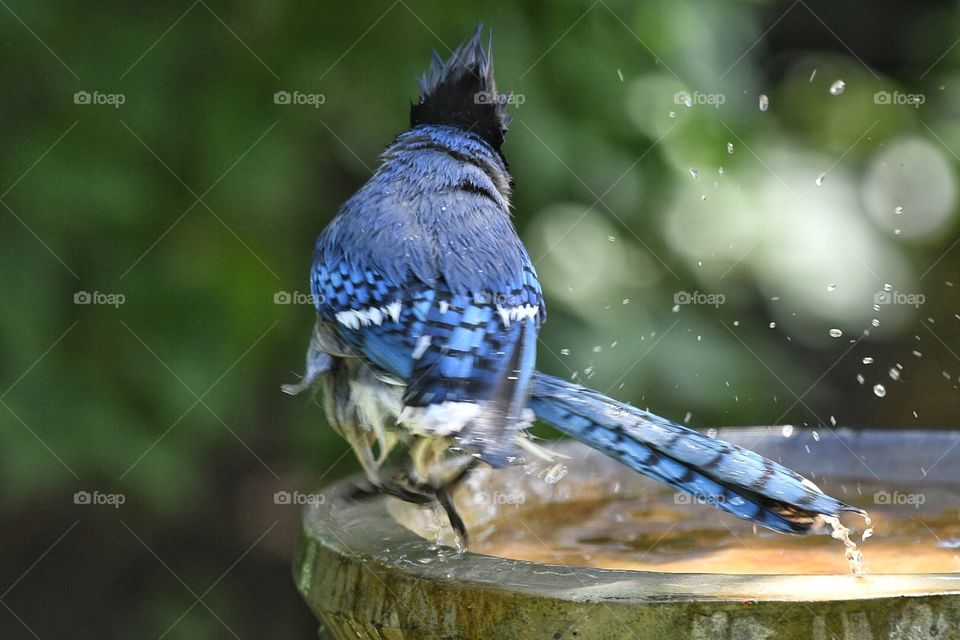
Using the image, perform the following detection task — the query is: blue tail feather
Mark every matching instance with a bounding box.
[530,373,864,534]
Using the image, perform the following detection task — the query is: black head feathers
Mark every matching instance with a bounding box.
[410,24,512,150]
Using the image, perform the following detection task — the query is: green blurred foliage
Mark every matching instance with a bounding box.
[2,0,960,637]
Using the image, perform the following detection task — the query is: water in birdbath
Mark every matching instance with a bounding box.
[468,481,959,575]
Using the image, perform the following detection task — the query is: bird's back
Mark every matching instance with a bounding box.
[309,53,544,465]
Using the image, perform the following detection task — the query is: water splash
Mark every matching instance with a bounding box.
[543,463,568,485]
[825,516,865,577]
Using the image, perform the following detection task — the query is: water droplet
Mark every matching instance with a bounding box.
[856,374,865,384]
[781,424,794,437]
[683,411,692,423]
[812,431,821,442]
[829,328,843,338]
[769,321,776,329]
[827,283,837,291]
[592,345,602,353]
[733,320,739,326]
[883,283,892,291]
[894,228,901,235]
[671,304,680,313]
[617,69,624,82]
[829,79,846,95]
[888,367,900,381]
[682,94,693,108]
[622,298,630,305]
[809,68,817,82]
[543,463,568,484]
[718,167,725,176]
[608,235,616,242]
[758,94,769,111]
[862,356,874,364]
[668,110,677,119]
[871,318,880,327]
[912,350,922,358]
[689,167,700,180]
[894,206,904,215]
[560,348,571,356]
[815,172,827,186]
[873,384,886,397]
[726,142,734,154]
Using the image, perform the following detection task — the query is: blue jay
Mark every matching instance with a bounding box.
[285,26,864,545]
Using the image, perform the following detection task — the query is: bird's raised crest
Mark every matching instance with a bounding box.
[410,24,511,149]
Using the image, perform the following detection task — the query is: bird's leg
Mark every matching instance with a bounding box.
[406,438,481,551]
[429,456,480,550]
[433,486,468,550]
[347,440,480,550]
[344,479,433,505]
